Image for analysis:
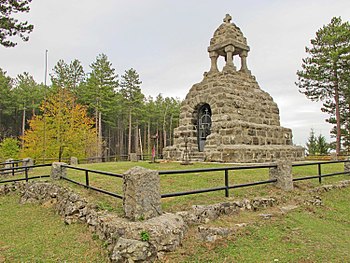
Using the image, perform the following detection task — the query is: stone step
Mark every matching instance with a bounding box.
[187,152,206,162]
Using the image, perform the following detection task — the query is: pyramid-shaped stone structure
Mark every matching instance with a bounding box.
[163,14,304,163]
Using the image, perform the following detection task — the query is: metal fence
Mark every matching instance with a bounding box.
[60,160,349,199]
[0,163,51,184]
[292,160,350,183]
[159,163,278,198]
[62,165,123,199]
[2,160,349,200]
[0,160,24,176]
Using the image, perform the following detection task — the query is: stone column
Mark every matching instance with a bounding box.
[209,51,219,73]
[123,166,162,221]
[4,159,14,168]
[51,162,67,180]
[223,45,236,70]
[344,160,350,174]
[23,158,34,171]
[70,157,78,166]
[129,153,138,162]
[239,50,250,73]
[269,160,293,191]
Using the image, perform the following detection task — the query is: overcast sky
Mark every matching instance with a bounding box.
[1,0,350,146]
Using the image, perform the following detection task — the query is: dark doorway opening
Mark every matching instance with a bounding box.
[197,104,212,152]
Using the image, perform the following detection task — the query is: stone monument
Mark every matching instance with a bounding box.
[163,14,304,163]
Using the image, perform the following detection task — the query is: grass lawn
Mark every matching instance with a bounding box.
[56,161,348,214]
[162,187,350,262]
[0,160,349,262]
[0,193,109,263]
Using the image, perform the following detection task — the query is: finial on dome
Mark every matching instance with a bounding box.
[223,14,232,23]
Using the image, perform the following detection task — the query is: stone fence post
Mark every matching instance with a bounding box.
[344,160,350,174]
[129,153,138,162]
[123,166,162,221]
[70,157,78,166]
[51,162,67,180]
[4,158,14,169]
[23,158,34,171]
[269,160,293,191]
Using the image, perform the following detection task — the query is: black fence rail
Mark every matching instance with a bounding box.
[159,163,278,198]
[0,164,51,184]
[62,165,123,199]
[4,160,348,201]
[292,160,350,183]
[59,160,350,200]
[0,159,25,176]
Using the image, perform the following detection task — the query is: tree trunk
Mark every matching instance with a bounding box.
[148,120,151,155]
[99,111,103,159]
[134,124,139,155]
[143,126,147,155]
[169,114,173,145]
[163,105,168,148]
[22,107,26,148]
[334,86,341,156]
[128,109,132,159]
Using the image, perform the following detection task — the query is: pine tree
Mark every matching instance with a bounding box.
[306,129,317,155]
[296,17,350,156]
[79,54,118,158]
[119,68,144,157]
[13,72,44,143]
[0,0,34,47]
[0,68,15,138]
[50,59,85,93]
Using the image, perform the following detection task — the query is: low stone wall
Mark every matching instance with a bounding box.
[14,181,187,262]
[176,197,276,225]
[0,181,280,262]
[1,161,349,262]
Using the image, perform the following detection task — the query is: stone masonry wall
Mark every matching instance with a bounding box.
[164,70,304,163]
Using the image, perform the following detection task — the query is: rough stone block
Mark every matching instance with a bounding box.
[123,166,162,221]
[51,162,67,180]
[344,160,350,174]
[269,160,293,191]
[4,159,14,169]
[129,153,138,162]
[70,157,78,166]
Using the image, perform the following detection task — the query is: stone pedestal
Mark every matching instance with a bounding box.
[344,160,350,174]
[4,159,14,169]
[23,158,34,171]
[51,162,67,180]
[269,160,293,191]
[123,166,162,221]
[330,152,338,161]
[70,157,78,166]
[129,153,138,162]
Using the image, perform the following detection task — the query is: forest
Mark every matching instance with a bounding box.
[0,54,182,162]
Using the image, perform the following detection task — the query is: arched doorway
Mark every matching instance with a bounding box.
[197,104,212,152]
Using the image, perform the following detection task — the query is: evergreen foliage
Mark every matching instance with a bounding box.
[296,17,350,155]
[0,0,33,47]
[0,54,181,161]
[306,129,329,155]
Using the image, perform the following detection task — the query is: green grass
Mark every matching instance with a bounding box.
[0,193,109,262]
[162,188,350,262]
[57,161,349,213]
[1,161,349,262]
[1,161,348,214]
